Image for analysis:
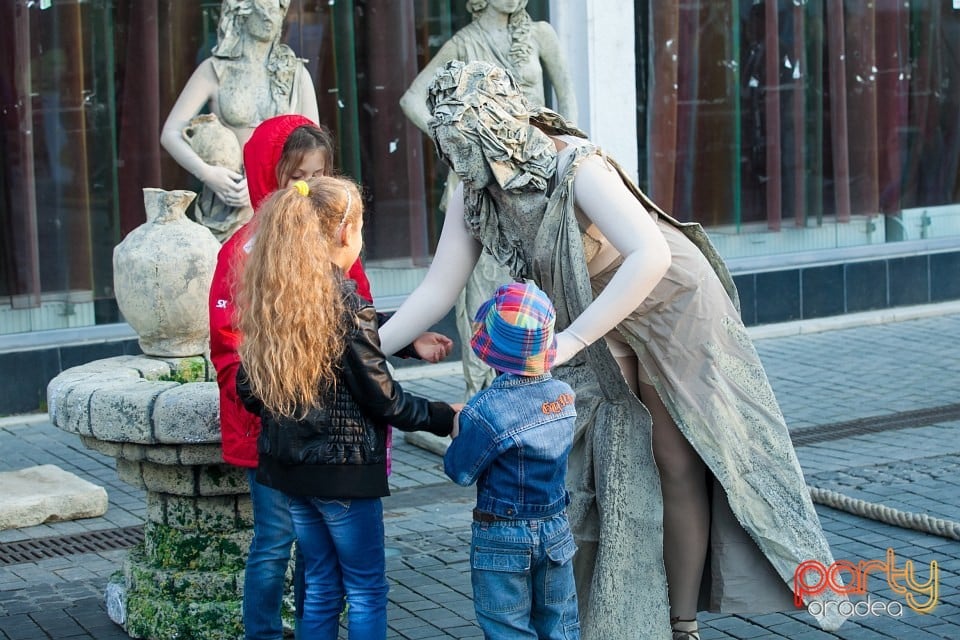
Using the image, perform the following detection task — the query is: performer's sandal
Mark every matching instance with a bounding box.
[671,617,701,640]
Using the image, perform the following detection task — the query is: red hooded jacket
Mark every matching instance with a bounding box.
[209,115,372,467]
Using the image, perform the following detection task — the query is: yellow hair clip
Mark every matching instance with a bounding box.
[292,180,310,196]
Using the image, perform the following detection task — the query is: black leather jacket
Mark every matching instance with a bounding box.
[237,285,455,499]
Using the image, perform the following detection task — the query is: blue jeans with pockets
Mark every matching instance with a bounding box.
[287,496,388,639]
[471,512,580,639]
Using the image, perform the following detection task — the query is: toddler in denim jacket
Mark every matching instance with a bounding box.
[444,282,580,640]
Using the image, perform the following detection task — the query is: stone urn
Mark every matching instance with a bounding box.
[113,188,220,357]
[182,114,253,242]
[182,114,243,174]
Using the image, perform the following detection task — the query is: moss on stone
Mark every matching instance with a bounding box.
[126,595,242,640]
[157,357,208,384]
[145,522,246,571]
[125,548,240,601]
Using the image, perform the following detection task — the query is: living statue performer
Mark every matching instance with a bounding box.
[161,0,319,241]
[381,60,846,640]
[400,0,577,399]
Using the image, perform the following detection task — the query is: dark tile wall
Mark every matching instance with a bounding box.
[0,350,62,416]
[801,265,845,319]
[734,249,960,326]
[59,340,142,371]
[888,256,930,307]
[931,252,960,302]
[756,270,801,324]
[845,260,887,313]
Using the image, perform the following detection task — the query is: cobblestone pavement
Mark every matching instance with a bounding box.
[2,310,959,639]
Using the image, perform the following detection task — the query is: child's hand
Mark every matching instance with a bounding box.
[449,403,464,438]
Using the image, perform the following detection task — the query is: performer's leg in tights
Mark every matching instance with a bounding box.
[610,349,709,629]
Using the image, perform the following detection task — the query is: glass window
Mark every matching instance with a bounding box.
[636,2,960,260]
[1,0,117,334]
[0,0,553,335]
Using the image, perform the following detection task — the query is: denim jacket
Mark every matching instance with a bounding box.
[444,372,576,519]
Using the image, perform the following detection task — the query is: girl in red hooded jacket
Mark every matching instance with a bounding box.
[208,114,452,638]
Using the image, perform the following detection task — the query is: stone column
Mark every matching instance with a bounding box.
[550,0,639,182]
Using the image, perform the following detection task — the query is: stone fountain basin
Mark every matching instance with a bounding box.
[46,354,241,496]
[48,354,219,445]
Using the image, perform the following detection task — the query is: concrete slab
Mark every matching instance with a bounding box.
[0,465,108,531]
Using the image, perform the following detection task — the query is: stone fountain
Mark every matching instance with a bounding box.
[46,188,262,639]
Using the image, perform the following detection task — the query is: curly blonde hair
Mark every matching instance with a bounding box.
[236,176,363,418]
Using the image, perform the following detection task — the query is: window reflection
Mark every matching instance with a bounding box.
[1,1,959,338]
[639,2,960,259]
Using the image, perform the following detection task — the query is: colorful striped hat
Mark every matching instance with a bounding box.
[470,282,557,376]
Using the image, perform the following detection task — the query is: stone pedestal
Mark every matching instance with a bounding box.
[47,354,273,640]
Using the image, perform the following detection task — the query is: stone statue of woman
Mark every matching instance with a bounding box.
[400,0,577,398]
[161,0,319,241]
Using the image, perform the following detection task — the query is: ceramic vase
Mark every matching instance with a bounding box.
[113,188,221,356]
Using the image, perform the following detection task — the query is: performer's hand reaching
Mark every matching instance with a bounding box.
[553,330,588,367]
[413,332,455,363]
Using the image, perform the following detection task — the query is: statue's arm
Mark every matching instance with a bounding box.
[399,39,461,135]
[160,58,249,208]
[536,22,578,123]
[160,59,219,181]
[297,64,320,124]
[379,183,481,356]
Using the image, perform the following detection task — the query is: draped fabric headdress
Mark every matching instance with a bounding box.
[425,60,587,278]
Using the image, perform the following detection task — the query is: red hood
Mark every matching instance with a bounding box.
[244,114,315,210]
[240,114,373,302]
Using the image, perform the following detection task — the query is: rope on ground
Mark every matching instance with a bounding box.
[808,485,960,541]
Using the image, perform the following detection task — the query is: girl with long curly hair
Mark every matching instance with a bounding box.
[236,176,459,639]
[210,115,453,638]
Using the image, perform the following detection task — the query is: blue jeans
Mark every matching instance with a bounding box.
[287,496,388,639]
[245,469,299,640]
[471,513,580,640]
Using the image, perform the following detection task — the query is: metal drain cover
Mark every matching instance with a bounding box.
[0,525,143,566]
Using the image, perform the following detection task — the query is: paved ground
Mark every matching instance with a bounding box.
[2,308,959,639]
